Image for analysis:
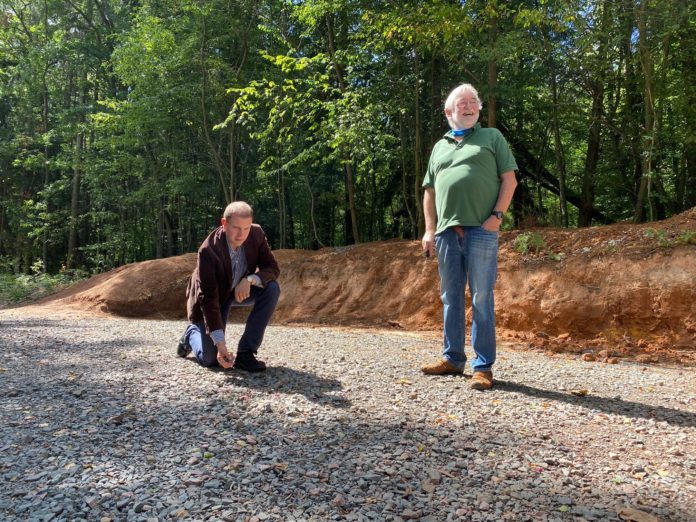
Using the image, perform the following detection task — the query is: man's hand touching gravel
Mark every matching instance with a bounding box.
[216,341,235,368]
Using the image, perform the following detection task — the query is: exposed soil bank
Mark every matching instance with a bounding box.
[31,208,696,363]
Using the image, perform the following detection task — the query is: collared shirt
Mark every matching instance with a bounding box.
[210,244,262,346]
[229,244,247,291]
[422,123,518,234]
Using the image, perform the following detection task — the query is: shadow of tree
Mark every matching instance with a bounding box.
[1,317,693,522]
[495,379,696,428]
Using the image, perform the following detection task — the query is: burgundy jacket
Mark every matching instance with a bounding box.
[186,224,280,334]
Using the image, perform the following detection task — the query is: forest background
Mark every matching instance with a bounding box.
[1,0,694,278]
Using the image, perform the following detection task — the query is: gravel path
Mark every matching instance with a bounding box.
[1,312,694,522]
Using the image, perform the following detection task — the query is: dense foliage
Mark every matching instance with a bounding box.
[1,0,694,274]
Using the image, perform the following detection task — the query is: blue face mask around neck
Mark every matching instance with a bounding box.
[451,128,473,138]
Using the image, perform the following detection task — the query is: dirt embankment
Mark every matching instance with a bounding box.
[32,209,696,363]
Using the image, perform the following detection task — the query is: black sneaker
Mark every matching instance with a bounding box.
[234,352,266,372]
[177,335,191,358]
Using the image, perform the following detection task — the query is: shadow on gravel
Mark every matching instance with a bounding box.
[224,366,351,409]
[192,358,350,408]
[495,380,696,428]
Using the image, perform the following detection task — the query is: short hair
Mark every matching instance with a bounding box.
[444,83,483,113]
[223,201,253,220]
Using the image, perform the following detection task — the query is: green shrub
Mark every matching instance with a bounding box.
[0,270,86,307]
[514,231,546,255]
[644,228,696,248]
[678,230,696,245]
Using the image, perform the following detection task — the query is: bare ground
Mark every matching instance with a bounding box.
[20,208,696,365]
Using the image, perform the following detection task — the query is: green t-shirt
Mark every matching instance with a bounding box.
[422,123,518,234]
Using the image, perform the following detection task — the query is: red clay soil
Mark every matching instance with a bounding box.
[29,208,696,364]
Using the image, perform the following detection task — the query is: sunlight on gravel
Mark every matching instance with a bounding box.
[1,314,694,521]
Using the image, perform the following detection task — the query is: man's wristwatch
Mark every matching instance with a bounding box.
[246,275,255,285]
[491,210,504,220]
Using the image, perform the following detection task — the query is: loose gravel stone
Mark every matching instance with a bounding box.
[0,313,694,521]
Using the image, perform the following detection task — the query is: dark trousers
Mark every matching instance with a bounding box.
[183,280,280,367]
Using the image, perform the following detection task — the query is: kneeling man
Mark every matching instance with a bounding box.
[177,201,280,372]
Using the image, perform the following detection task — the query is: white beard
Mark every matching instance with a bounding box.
[448,113,476,130]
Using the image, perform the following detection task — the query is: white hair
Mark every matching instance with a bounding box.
[444,83,483,113]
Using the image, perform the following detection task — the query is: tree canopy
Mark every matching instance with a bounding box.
[1,0,694,274]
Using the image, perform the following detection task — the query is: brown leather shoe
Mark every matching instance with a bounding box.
[470,371,493,390]
[421,359,463,375]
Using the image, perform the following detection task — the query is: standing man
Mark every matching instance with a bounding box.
[421,83,518,390]
[177,201,280,372]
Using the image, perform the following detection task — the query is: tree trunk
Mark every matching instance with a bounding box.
[428,53,441,148]
[199,12,230,203]
[67,131,83,269]
[228,121,236,200]
[579,82,604,227]
[551,72,568,227]
[66,70,88,270]
[618,0,644,211]
[156,197,163,259]
[677,0,696,210]
[398,111,416,236]
[498,119,611,224]
[277,151,286,249]
[633,0,656,223]
[41,2,50,269]
[42,73,50,268]
[305,174,325,249]
[325,13,359,243]
[579,2,612,227]
[487,14,498,128]
[413,52,424,237]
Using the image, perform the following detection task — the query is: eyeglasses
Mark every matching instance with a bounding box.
[455,99,479,108]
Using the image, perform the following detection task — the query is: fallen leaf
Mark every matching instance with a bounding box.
[571,389,589,397]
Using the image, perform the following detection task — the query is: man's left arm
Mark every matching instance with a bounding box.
[482,171,517,232]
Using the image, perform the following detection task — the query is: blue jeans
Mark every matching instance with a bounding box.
[183,280,280,367]
[435,227,498,372]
